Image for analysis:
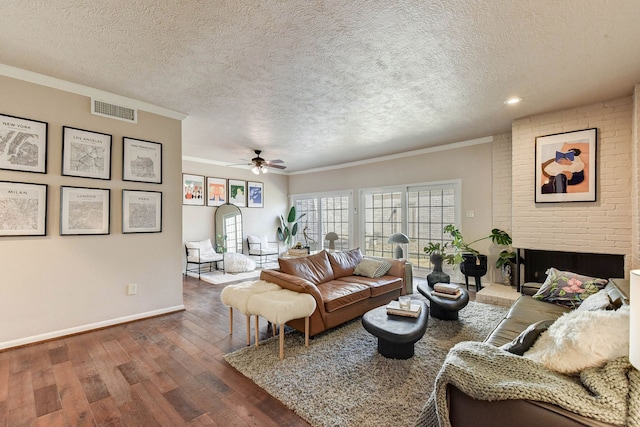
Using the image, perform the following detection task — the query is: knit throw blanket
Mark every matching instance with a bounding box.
[415,341,640,427]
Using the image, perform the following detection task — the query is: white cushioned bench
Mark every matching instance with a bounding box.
[220,280,317,359]
[247,289,316,359]
[220,280,281,345]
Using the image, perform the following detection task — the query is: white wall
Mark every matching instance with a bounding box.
[0,76,184,349]
[181,159,289,263]
[511,96,633,273]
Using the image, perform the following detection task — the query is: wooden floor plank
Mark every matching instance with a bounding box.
[52,361,94,427]
[132,380,188,426]
[88,396,123,427]
[33,383,62,417]
[79,373,111,403]
[0,275,310,426]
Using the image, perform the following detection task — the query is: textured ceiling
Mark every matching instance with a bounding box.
[2,1,640,172]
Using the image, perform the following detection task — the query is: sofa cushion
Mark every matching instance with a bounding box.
[576,289,612,311]
[317,280,371,312]
[523,306,630,374]
[353,258,392,278]
[278,250,335,285]
[336,276,403,297]
[532,267,607,308]
[328,248,363,278]
[500,319,555,356]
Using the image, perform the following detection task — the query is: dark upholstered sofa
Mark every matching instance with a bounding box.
[259,249,408,337]
[445,278,629,427]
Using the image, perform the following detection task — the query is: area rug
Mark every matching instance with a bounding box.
[189,262,279,285]
[224,299,509,427]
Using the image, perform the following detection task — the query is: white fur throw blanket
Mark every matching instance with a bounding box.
[415,341,640,427]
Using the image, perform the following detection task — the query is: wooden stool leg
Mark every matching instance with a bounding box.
[279,323,284,360]
[305,316,309,347]
[273,323,277,337]
[254,315,259,346]
[229,307,233,335]
[245,314,251,346]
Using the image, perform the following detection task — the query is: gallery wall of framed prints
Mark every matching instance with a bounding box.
[182,175,266,209]
[0,111,165,238]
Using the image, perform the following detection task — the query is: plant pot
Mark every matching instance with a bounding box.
[427,254,450,288]
[460,254,487,290]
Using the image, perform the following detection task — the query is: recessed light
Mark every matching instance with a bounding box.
[504,97,522,105]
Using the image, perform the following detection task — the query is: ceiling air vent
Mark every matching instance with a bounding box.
[91,99,137,123]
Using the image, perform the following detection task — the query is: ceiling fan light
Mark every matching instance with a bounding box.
[262,166,268,174]
[251,165,260,175]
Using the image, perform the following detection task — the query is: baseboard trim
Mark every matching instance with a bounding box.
[0,305,186,351]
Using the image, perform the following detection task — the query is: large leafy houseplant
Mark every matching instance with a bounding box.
[276,206,306,248]
[444,224,513,266]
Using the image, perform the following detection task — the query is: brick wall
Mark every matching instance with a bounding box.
[492,132,513,233]
[633,85,640,268]
[511,96,633,269]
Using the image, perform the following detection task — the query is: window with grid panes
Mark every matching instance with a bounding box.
[361,181,459,270]
[292,192,352,251]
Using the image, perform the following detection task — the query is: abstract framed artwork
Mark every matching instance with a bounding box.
[182,173,205,206]
[60,186,110,235]
[206,177,227,207]
[228,179,246,207]
[122,137,162,183]
[0,113,48,173]
[247,181,263,208]
[122,190,162,233]
[62,126,112,180]
[535,128,597,203]
[0,181,47,236]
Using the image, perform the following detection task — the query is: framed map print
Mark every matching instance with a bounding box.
[0,181,47,236]
[122,190,162,233]
[228,179,246,207]
[0,113,48,173]
[62,126,112,180]
[182,174,205,206]
[206,177,227,207]
[247,181,263,208]
[60,186,110,235]
[122,137,162,183]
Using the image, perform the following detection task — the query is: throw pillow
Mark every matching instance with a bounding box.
[532,267,607,308]
[353,258,392,278]
[523,306,630,374]
[576,289,612,312]
[500,319,555,356]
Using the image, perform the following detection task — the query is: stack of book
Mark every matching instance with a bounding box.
[432,283,462,299]
[386,300,422,318]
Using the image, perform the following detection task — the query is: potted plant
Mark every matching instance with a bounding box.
[276,206,306,249]
[438,224,513,289]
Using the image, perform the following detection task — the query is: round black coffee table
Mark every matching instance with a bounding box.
[361,300,429,359]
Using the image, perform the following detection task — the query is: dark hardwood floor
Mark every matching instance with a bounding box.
[0,275,310,426]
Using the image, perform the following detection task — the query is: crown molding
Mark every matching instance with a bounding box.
[0,63,187,121]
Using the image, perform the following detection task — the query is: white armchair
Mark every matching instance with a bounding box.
[185,238,224,279]
[247,235,279,267]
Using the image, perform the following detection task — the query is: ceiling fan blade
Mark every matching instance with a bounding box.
[265,164,286,170]
[266,159,284,164]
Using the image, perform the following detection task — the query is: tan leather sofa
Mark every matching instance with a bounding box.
[446,278,629,427]
[259,248,407,337]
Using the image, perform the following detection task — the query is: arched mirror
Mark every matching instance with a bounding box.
[215,203,243,253]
